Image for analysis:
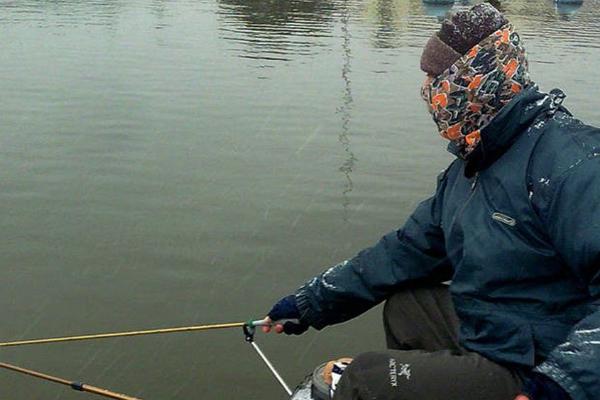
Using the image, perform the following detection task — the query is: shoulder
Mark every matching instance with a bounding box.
[529,112,600,182]
[528,111,600,214]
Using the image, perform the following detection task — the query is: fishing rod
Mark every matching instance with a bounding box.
[0,361,142,400]
[0,320,270,348]
[0,319,295,397]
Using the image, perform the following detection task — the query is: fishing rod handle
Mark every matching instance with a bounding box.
[248,319,300,327]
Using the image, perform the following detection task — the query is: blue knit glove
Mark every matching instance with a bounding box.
[268,295,309,335]
[519,373,570,400]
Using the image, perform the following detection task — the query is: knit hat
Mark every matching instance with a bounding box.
[421,3,509,76]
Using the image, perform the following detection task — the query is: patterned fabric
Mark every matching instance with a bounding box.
[421,24,532,158]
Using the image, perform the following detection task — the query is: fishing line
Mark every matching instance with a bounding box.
[243,324,293,396]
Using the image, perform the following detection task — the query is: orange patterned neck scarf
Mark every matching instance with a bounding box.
[421,24,532,158]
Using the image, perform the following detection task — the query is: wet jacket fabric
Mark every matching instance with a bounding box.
[294,87,600,400]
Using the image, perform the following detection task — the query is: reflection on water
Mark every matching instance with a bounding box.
[217,0,337,61]
[420,2,455,20]
[555,2,584,20]
[485,0,505,12]
[216,0,600,60]
[337,0,358,221]
[0,0,123,27]
[365,0,409,48]
[150,0,172,30]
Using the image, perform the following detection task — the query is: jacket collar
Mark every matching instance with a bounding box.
[449,86,564,177]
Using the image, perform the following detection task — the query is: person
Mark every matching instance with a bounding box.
[262,3,600,400]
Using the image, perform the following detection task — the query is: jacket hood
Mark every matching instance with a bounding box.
[455,86,566,177]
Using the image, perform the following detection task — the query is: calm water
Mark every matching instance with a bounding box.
[1,0,599,398]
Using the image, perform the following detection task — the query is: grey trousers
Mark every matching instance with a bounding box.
[333,285,523,400]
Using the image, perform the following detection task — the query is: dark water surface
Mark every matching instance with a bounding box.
[1,0,599,398]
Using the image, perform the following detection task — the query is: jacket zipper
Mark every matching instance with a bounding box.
[470,172,479,191]
[448,172,480,234]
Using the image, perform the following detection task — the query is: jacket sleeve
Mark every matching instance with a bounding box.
[531,145,600,400]
[295,169,454,330]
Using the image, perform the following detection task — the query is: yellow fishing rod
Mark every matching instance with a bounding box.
[0,318,295,397]
[0,361,142,400]
[0,320,268,348]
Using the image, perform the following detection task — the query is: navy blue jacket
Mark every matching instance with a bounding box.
[295,87,600,400]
